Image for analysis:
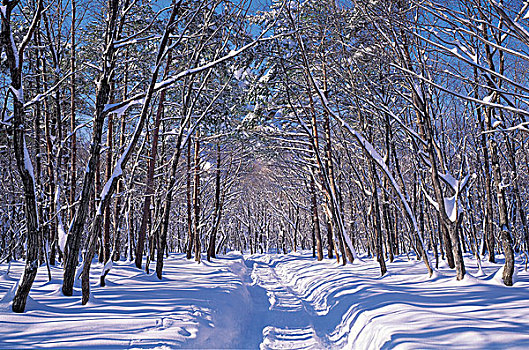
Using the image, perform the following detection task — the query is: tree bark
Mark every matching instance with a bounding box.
[69,0,77,223]
[186,132,194,259]
[135,49,173,269]
[1,0,44,313]
[112,58,129,262]
[310,175,323,260]
[103,108,113,265]
[62,0,120,297]
[193,131,201,263]
[207,142,222,261]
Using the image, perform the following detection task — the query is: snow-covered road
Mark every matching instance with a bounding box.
[1,252,529,349]
[239,255,326,349]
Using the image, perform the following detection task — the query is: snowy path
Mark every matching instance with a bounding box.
[1,252,529,349]
[238,255,327,350]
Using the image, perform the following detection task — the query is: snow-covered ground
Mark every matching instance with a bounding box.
[1,252,529,349]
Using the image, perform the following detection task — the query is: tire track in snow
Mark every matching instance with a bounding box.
[240,255,329,350]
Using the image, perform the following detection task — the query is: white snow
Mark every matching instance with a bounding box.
[439,172,458,190]
[483,93,494,104]
[22,138,35,181]
[444,195,458,222]
[54,186,68,252]
[258,67,274,83]
[103,98,145,117]
[234,67,245,80]
[0,274,18,310]
[97,164,123,216]
[9,85,24,103]
[100,260,113,277]
[57,216,67,252]
[1,252,529,349]
[201,160,212,172]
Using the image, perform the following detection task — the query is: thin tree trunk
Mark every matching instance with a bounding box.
[207,142,222,261]
[480,19,514,285]
[507,139,529,255]
[41,40,57,265]
[193,131,201,263]
[310,175,323,260]
[370,160,387,275]
[112,59,129,262]
[128,197,134,261]
[1,0,44,313]
[186,132,194,259]
[136,50,173,270]
[487,112,514,285]
[62,0,120,298]
[103,106,114,264]
[382,113,394,263]
[474,67,495,263]
[69,0,77,223]
[326,215,334,259]
[34,28,57,265]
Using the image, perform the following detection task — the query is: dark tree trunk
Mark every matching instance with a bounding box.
[1,0,44,313]
[480,11,514,285]
[370,161,387,276]
[186,133,194,259]
[310,176,323,260]
[112,72,129,261]
[69,0,77,224]
[36,28,57,266]
[63,0,122,298]
[193,132,201,262]
[326,217,334,259]
[136,50,173,270]
[207,142,222,261]
[488,116,514,285]
[103,109,114,265]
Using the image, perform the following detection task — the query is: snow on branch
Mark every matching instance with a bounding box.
[104,31,292,115]
[308,77,430,266]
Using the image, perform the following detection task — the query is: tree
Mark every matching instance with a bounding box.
[1,0,44,313]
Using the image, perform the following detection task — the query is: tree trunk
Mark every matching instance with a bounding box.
[480,9,513,285]
[370,161,387,275]
[136,50,173,270]
[507,138,529,256]
[1,0,44,313]
[193,132,201,263]
[186,133,194,259]
[62,0,120,297]
[112,65,129,262]
[487,112,514,285]
[310,175,323,260]
[103,109,113,265]
[326,216,334,259]
[207,142,222,261]
[69,0,77,223]
[474,67,495,263]
[37,28,57,266]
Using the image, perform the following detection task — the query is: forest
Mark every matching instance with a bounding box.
[0,0,529,346]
